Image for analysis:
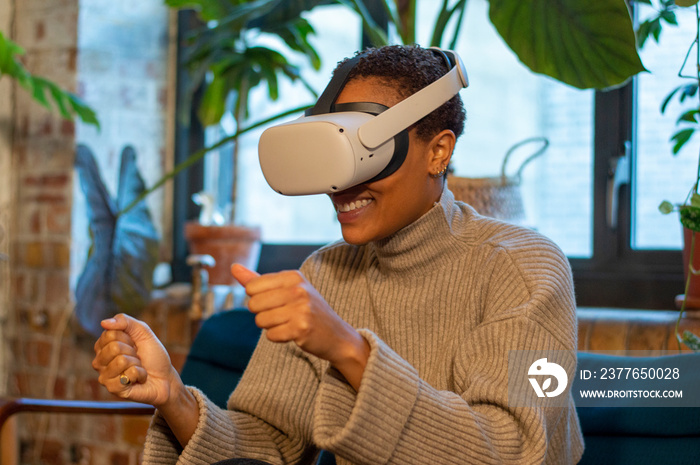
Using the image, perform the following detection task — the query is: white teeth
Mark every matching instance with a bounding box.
[338,199,372,212]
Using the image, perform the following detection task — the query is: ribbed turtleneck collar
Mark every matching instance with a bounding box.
[369,188,463,275]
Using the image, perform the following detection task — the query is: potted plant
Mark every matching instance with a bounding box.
[162,0,326,285]
[183,191,262,285]
[637,0,700,351]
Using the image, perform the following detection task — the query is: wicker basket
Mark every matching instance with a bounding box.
[447,137,549,225]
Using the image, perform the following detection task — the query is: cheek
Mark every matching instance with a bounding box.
[377,179,419,223]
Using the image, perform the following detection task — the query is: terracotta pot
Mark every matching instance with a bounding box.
[184,222,262,285]
[678,227,700,309]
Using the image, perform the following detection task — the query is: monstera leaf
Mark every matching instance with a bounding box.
[74,145,160,337]
[488,0,646,89]
[351,0,645,90]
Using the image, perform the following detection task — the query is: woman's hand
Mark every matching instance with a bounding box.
[92,314,199,447]
[232,264,370,391]
[92,314,179,406]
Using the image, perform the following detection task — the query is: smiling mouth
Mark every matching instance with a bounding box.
[335,198,373,213]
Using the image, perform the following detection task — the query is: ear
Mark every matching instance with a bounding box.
[427,130,456,176]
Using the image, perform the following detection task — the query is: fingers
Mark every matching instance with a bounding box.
[234,267,308,312]
[94,324,135,352]
[231,263,260,286]
[93,337,149,392]
[93,317,145,389]
[100,314,127,331]
[98,313,156,346]
[248,284,308,314]
[266,324,299,344]
[233,267,318,343]
[253,305,292,330]
[95,353,144,386]
[119,363,148,386]
[242,269,305,296]
[93,337,136,366]
[93,336,139,377]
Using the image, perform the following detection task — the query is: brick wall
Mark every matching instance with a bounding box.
[9,0,80,412]
[2,1,181,464]
[7,0,83,462]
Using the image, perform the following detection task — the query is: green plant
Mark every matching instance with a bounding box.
[350,0,645,90]
[636,0,700,351]
[162,0,326,222]
[128,0,647,217]
[0,31,99,129]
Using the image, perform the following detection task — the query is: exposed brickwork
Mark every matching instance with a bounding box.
[2,0,174,463]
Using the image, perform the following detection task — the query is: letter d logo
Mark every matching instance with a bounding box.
[528,358,568,398]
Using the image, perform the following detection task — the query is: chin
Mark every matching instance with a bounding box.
[341,234,370,246]
[340,227,373,246]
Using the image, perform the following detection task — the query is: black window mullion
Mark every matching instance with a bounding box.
[171,9,206,283]
[572,80,685,309]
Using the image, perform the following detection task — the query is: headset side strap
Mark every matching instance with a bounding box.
[357,52,468,149]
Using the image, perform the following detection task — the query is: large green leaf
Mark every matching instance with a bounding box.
[488,0,646,89]
[0,31,100,128]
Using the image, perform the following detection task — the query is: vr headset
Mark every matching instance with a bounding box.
[258,47,469,196]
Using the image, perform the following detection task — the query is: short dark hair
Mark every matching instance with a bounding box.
[334,44,466,142]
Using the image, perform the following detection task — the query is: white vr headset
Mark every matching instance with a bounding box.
[258,47,469,196]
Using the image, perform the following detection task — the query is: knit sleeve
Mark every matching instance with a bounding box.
[312,241,583,465]
[141,382,305,465]
[142,330,328,465]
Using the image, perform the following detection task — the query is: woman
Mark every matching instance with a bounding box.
[93,45,583,464]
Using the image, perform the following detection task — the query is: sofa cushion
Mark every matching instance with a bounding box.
[180,309,261,408]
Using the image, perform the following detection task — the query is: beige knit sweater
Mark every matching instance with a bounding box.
[143,189,584,465]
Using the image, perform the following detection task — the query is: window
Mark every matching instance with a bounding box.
[178,0,686,309]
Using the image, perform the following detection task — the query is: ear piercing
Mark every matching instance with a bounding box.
[431,165,447,178]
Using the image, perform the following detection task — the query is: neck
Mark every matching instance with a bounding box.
[370,189,457,275]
